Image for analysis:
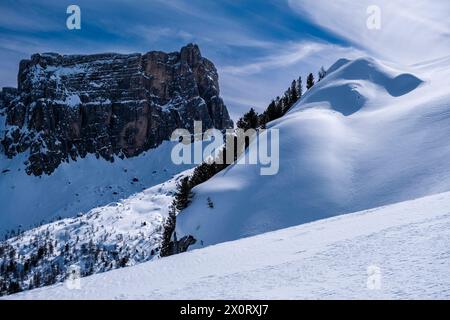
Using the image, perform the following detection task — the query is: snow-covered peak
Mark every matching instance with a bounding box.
[291,57,423,116]
[326,58,351,74]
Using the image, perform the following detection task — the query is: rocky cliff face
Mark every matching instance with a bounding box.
[0,88,17,114]
[1,44,233,175]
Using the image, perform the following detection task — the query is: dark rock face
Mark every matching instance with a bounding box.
[0,88,17,112]
[1,44,233,175]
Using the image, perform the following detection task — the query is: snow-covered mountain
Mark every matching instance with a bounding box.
[9,191,450,299]
[0,169,192,295]
[3,54,450,299]
[0,44,233,238]
[177,56,450,248]
[0,43,232,295]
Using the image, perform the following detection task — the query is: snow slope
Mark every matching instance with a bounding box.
[0,169,192,294]
[0,141,194,237]
[177,56,450,248]
[8,168,192,258]
[9,191,450,300]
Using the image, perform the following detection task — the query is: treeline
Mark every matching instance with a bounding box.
[237,66,327,130]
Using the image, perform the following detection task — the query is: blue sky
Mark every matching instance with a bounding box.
[1,0,449,119]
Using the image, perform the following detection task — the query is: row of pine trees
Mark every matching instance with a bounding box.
[161,66,328,256]
[237,67,327,130]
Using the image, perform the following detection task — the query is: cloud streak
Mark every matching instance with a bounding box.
[222,42,324,75]
[288,0,450,65]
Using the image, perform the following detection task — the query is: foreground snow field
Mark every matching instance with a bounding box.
[9,191,450,300]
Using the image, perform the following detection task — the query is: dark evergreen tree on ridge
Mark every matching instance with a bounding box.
[318,66,327,81]
[306,73,315,89]
[297,76,303,99]
[264,100,283,124]
[173,177,193,211]
[236,108,259,131]
[290,80,298,103]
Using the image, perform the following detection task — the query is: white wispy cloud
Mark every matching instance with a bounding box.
[288,0,450,64]
[0,0,373,120]
[222,42,322,75]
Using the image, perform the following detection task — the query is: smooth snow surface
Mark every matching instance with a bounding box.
[177,56,450,248]
[10,191,450,300]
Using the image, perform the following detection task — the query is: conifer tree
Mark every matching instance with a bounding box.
[297,76,303,98]
[306,73,315,89]
[265,100,283,122]
[290,80,298,103]
[318,66,327,81]
[236,108,259,131]
[282,91,290,111]
[160,205,176,257]
[190,162,216,187]
[286,87,292,105]
[174,177,192,211]
[258,113,267,129]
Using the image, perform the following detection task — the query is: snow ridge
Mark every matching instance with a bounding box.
[177,56,450,248]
